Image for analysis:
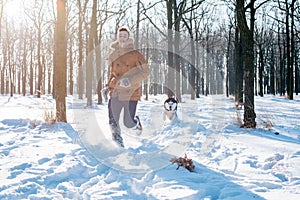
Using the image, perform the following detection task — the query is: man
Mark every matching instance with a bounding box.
[106,27,150,147]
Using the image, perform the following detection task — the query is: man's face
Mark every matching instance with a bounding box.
[118,31,129,43]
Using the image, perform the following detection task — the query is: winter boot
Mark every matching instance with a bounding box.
[133,116,142,135]
[109,122,124,147]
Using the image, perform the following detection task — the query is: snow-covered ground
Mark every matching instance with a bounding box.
[0,93,299,199]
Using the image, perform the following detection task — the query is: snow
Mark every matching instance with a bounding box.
[0,94,300,199]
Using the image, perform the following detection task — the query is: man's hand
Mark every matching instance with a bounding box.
[101,86,109,102]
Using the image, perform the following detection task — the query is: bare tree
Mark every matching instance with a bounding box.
[68,31,74,95]
[166,0,175,97]
[24,0,48,97]
[21,29,28,96]
[181,0,206,100]
[135,0,141,49]
[65,2,77,96]
[0,0,2,40]
[272,0,297,99]
[173,0,181,101]
[225,19,234,97]
[77,0,89,99]
[29,28,35,96]
[96,0,116,105]
[86,0,98,107]
[288,0,296,99]
[0,0,4,94]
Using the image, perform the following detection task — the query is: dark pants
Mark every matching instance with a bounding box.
[108,97,138,128]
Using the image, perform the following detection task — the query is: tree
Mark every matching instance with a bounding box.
[274,0,298,99]
[225,22,234,97]
[68,29,74,95]
[21,29,28,96]
[96,0,111,105]
[166,0,175,97]
[236,0,257,128]
[288,0,296,99]
[284,0,292,100]
[0,0,3,95]
[135,0,141,50]
[180,0,205,100]
[173,0,181,101]
[54,0,67,122]
[76,0,88,99]
[29,28,35,96]
[86,0,98,107]
[25,0,48,97]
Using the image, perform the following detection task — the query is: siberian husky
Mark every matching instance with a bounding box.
[163,97,178,121]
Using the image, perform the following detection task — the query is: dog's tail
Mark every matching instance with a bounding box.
[170,157,178,163]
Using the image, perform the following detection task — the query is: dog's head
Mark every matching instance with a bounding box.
[164,97,178,111]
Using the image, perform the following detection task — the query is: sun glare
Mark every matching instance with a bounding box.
[3,0,24,26]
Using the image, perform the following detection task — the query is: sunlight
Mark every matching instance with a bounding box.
[3,0,25,26]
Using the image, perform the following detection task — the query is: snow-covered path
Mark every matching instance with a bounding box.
[0,94,299,199]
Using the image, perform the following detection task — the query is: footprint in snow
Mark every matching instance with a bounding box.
[8,163,32,179]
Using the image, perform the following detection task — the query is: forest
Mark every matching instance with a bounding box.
[0,0,299,127]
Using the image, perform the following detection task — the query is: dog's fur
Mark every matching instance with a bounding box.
[170,154,195,171]
[163,97,178,121]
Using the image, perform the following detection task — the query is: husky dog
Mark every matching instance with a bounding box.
[163,97,178,121]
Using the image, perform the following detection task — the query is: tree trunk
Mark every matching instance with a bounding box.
[135,0,141,50]
[226,25,232,97]
[258,44,264,97]
[173,0,181,102]
[77,0,86,99]
[195,25,201,98]
[289,0,296,98]
[269,46,275,95]
[295,51,299,95]
[236,0,256,128]
[278,27,285,96]
[69,38,74,95]
[234,25,243,103]
[54,0,67,122]
[86,0,98,107]
[9,49,13,97]
[152,46,159,96]
[6,69,9,94]
[0,0,2,95]
[205,33,210,96]
[188,1,196,100]
[166,0,174,97]
[285,0,293,100]
[30,34,34,95]
[195,40,201,98]
[144,26,149,101]
[22,36,27,96]
[48,66,52,95]
[96,45,103,104]
[37,29,42,98]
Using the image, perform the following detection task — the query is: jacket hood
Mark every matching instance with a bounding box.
[108,38,135,63]
[109,38,134,50]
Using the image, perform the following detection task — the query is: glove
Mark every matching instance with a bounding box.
[119,77,131,88]
[101,86,109,102]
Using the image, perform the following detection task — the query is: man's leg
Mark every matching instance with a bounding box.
[123,100,138,128]
[108,97,123,125]
[108,97,124,147]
